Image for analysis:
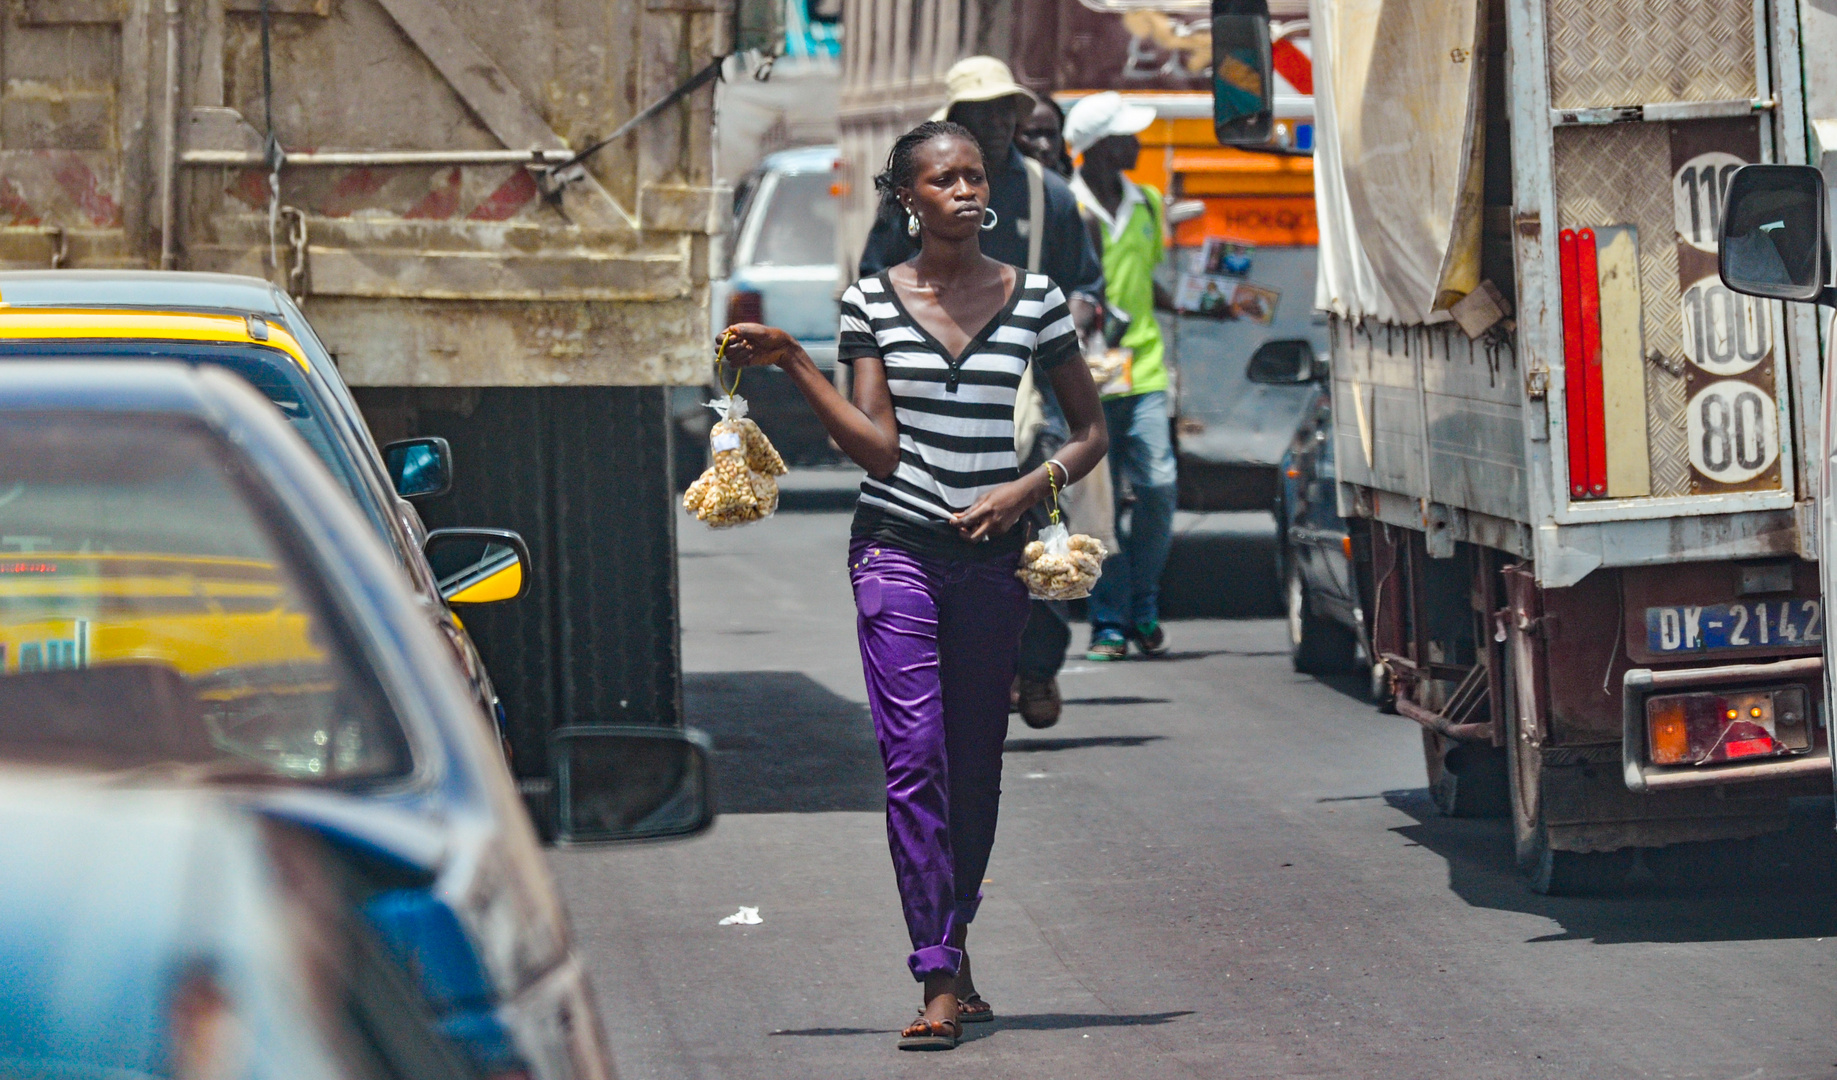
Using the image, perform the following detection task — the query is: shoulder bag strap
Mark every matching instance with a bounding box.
[1024,157,1046,273]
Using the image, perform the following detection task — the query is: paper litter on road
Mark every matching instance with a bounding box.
[718,906,762,925]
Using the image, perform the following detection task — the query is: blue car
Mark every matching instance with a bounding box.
[0,779,478,1080]
[1251,339,1377,687]
[0,362,712,1080]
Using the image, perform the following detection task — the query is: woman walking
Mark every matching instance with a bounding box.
[718,120,1108,1051]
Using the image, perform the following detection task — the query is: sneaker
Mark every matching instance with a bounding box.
[1134,621,1170,657]
[1017,677,1062,728]
[1086,629,1128,661]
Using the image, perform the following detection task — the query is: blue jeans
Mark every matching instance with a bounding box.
[1087,390,1177,634]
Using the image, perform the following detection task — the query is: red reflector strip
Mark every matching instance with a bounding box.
[1576,229,1607,497]
[1558,229,1590,498]
[1724,737,1774,759]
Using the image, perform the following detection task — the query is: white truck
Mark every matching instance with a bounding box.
[1216,0,1831,893]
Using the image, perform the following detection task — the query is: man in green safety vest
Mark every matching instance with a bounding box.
[1064,91,1179,662]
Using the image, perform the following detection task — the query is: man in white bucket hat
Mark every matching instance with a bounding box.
[858,56,1102,318]
[1063,91,1180,663]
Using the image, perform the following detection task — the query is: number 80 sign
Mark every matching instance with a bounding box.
[1685,378,1779,486]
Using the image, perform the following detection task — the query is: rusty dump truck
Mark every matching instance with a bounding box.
[1229,0,1832,893]
[0,0,737,805]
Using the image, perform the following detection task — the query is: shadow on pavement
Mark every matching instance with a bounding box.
[1063,695,1171,706]
[1005,735,1167,753]
[1158,524,1282,620]
[685,671,885,814]
[994,1010,1195,1031]
[1382,789,1837,944]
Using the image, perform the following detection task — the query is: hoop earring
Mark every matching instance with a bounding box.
[981,207,998,231]
[907,213,920,238]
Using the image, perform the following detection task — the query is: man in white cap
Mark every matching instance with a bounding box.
[1063,90,1179,663]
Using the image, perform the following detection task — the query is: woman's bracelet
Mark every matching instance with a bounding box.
[1044,458,1069,488]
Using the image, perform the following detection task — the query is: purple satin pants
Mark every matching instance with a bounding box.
[849,537,1032,981]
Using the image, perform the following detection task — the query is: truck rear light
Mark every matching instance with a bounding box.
[1643,685,1811,766]
[1648,699,1689,764]
[727,289,763,325]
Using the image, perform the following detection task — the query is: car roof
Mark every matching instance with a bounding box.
[759,144,839,174]
[0,269,287,314]
[0,306,311,369]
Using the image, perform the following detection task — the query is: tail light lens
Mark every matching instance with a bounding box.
[727,290,763,325]
[1644,685,1812,766]
[1648,698,1690,764]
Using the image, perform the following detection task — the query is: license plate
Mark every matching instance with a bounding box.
[1646,600,1823,654]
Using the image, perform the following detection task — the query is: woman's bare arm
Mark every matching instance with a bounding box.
[950,356,1110,543]
[716,323,901,477]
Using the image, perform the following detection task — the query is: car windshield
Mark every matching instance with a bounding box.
[0,416,410,785]
[0,340,387,536]
[750,170,838,267]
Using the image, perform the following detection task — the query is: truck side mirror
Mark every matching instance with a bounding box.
[1245,338,1319,384]
[382,437,453,500]
[1719,164,1831,304]
[424,528,531,605]
[1212,0,1273,146]
[550,726,715,843]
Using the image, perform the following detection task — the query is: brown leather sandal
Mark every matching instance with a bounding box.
[898,1015,961,1051]
[957,993,994,1023]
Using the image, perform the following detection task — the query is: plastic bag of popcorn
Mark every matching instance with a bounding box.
[683,392,787,529]
[1016,522,1107,600]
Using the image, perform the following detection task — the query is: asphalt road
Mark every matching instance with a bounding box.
[552,506,1837,1080]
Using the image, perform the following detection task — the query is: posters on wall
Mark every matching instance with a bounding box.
[1173,238,1278,323]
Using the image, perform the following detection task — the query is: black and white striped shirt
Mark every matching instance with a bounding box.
[838,270,1079,559]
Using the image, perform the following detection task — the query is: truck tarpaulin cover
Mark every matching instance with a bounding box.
[1311,0,1486,324]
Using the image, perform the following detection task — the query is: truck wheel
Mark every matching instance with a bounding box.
[1523,828,1634,896]
[1504,690,1631,893]
[1425,733,1509,818]
[1288,562,1357,674]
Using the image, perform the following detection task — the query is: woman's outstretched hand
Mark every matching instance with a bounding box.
[951,477,1041,544]
[718,323,801,368]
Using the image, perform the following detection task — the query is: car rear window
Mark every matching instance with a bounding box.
[750,170,838,268]
[0,341,385,534]
[0,415,411,785]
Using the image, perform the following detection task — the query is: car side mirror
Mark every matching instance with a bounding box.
[550,726,715,843]
[1245,338,1319,384]
[1212,0,1273,146]
[423,528,530,605]
[382,437,453,500]
[1719,164,1831,303]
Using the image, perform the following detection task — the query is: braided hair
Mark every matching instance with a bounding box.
[872,120,980,239]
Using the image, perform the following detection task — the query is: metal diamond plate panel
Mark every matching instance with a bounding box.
[1643,364,1691,496]
[1553,124,1690,496]
[1545,0,1756,110]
